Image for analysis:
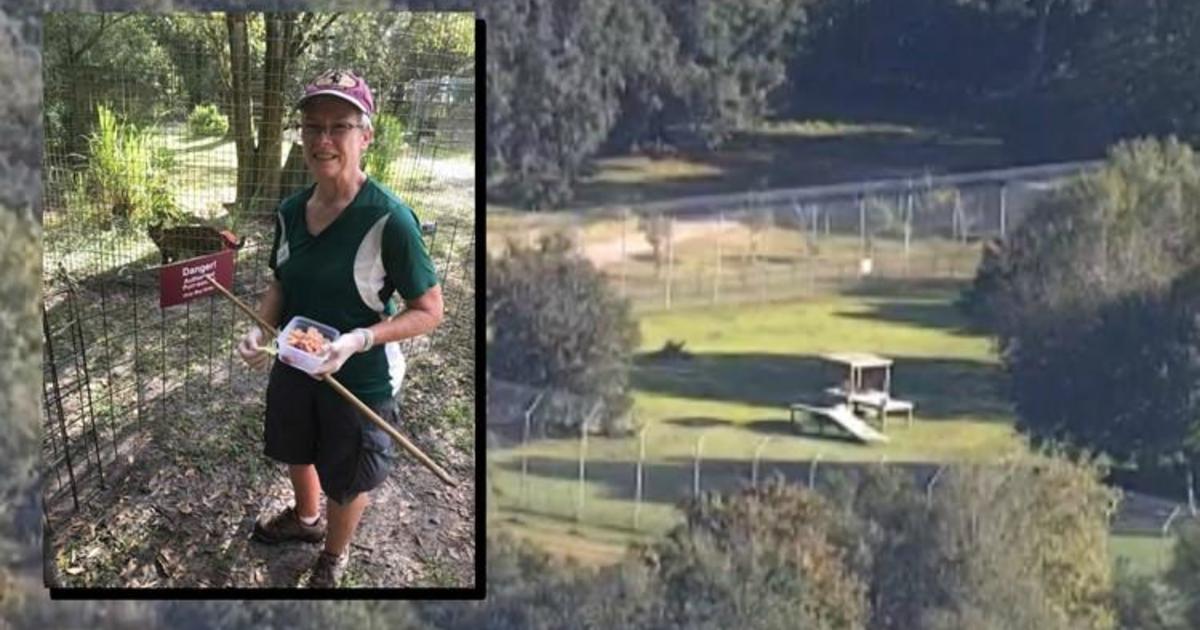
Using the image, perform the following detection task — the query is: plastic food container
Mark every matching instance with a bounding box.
[277,315,339,375]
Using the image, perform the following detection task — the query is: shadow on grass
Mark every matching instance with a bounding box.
[634,352,1010,421]
[170,136,232,156]
[743,417,865,444]
[663,417,732,429]
[498,456,942,508]
[838,277,971,300]
[835,300,974,336]
[559,124,1008,209]
[499,455,1171,535]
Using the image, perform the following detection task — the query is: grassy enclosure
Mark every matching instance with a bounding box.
[489,281,1026,561]
[488,275,1178,576]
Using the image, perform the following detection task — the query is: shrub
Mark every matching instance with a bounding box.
[186,103,228,138]
[363,113,406,183]
[973,138,1200,472]
[487,233,640,435]
[79,104,179,229]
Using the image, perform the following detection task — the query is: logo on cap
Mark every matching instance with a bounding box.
[299,69,375,116]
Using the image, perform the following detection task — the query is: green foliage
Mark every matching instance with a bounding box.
[296,13,474,111]
[655,0,810,146]
[660,481,869,629]
[817,457,1117,629]
[484,0,633,209]
[422,534,653,629]
[144,15,229,117]
[1112,565,1185,630]
[456,457,1115,630]
[1059,0,1200,152]
[186,103,228,138]
[973,138,1200,470]
[43,14,180,131]
[926,457,1118,629]
[156,601,423,630]
[363,113,406,183]
[1166,520,1200,628]
[485,0,810,209]
[487,233,641,434]
[78,104,180,229]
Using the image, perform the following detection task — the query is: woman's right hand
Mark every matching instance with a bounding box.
[237,327,270,370]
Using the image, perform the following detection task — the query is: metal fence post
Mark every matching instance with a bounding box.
[714,212,724,304]
[620,208,628,299]
[904,183,913,276]
[575,400,602,522]
[999,182,1007,239]
[520,391,544,509]
[665,216,675,311]
[1188,465,1197,517]
[1162,505,1182,572]
[576,416,587,522]
[926,464,947,506]
[858,194,866,257]
[694,432,709,498]
[751,436,773,487]
[808,452,823,488]
[634,425,647,529]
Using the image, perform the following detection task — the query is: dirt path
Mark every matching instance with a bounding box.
[45,325,476,590]
[581,217,737,268]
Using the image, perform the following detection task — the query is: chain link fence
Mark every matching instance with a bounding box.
[41,13,475,526]
[487,378,1198,568]
[489,161,1099,314]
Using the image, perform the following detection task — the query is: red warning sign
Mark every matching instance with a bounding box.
[159,249,235,308]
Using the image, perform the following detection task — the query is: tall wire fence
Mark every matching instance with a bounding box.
[487,378,1198,571]
[41,13,476,528]
[489,161,1100,314]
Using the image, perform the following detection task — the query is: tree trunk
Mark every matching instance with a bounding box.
[250,13,295,215]
[280,141,310,198]
[64,63,93,167]
[226,13,255,216]
[1018,0,1057,94]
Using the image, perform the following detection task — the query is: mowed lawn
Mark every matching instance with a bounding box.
[1110,534,1176,577]
[489,280,1028,563]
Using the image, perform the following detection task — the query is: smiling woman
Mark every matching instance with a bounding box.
[233,68,446,589]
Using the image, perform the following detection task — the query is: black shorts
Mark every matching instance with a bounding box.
[264,361,401,504]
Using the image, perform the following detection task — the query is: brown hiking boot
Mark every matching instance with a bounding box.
[305,549,349,588]
[251,506,325,544]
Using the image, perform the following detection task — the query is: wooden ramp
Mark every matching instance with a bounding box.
[789,402,890,443]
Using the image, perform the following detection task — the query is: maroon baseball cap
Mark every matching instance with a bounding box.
[297,69,376,116]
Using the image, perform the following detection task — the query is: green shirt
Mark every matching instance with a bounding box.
[269,177,438,404]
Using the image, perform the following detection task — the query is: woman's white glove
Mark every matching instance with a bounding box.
[310,332,365,379]
[236,327,271,370]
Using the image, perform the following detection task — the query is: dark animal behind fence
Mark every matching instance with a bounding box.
[148,223,245,265]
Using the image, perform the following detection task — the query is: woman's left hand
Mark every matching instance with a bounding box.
[310,333,363,379]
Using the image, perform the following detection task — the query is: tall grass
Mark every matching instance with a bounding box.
[363,113,406,183]
[76,104,179,230]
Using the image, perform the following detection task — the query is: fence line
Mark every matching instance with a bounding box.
[487,379,1199,555]
[492,159,1102,314]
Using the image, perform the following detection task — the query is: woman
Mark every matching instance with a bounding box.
[236,69,443,588]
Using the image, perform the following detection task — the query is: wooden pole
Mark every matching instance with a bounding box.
[202,275,457,487]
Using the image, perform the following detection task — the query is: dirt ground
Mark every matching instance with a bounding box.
[45,316,476,590]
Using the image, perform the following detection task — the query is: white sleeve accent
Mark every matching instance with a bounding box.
[353,214,391,312]
[275,212,290,266]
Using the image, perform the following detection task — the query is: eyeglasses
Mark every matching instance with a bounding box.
[299,122,363,140]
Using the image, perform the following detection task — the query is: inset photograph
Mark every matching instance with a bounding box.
[40,11,477,592]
